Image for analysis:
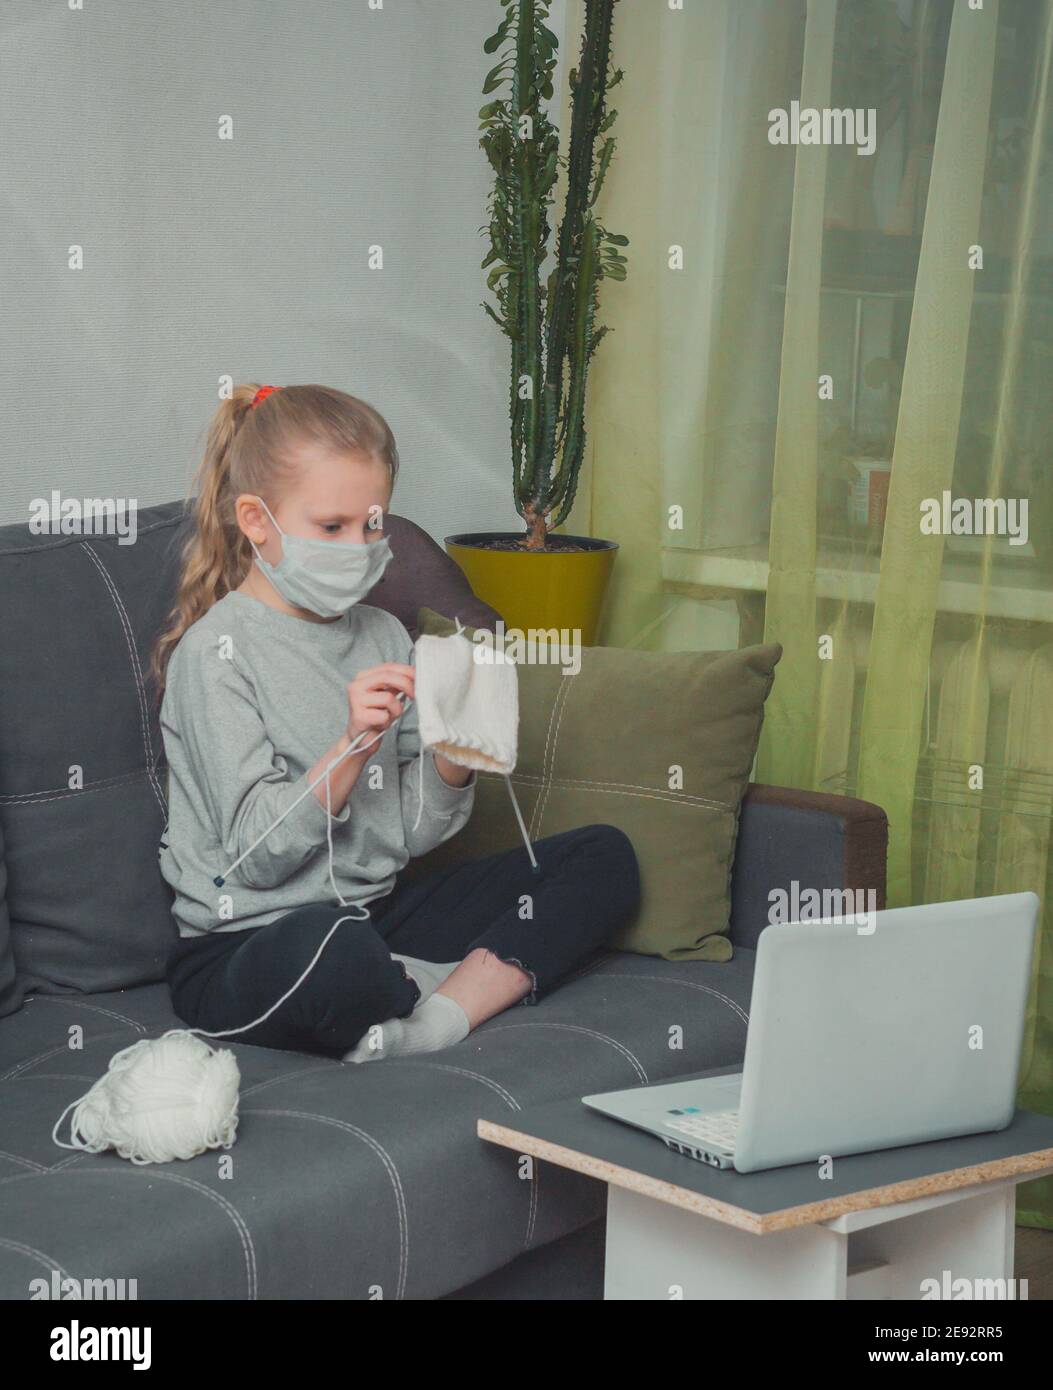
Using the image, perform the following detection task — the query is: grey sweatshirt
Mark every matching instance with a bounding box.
[158,590,476,937]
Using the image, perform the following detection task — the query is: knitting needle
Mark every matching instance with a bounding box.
[212,707,409,887]
[503,774,541,874]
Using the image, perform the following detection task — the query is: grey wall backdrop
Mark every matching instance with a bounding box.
[0,0,567,535]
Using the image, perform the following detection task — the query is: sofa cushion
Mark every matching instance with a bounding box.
[0,502,502,1000]
[0,945,756,1299]
[367,514,503,641]
[0,502,186,998]
[414,608,782,961]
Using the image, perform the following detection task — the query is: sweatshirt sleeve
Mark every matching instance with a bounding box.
[383,614,477,857]
[162,632,349,891]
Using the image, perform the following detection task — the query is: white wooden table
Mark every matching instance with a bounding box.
[479,1071,1053,1300]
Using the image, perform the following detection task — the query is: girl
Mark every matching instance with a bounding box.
[153,382,642,1062]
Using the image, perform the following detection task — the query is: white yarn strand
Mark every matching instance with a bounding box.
[411,742,455,832]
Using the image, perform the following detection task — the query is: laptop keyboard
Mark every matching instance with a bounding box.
[663,1109,739,1150]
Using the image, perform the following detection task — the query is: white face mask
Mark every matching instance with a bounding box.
[248,495,393,618]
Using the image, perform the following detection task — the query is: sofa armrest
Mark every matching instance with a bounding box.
[728,784,888,950]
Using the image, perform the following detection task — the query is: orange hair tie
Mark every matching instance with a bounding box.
[249,384,282,410]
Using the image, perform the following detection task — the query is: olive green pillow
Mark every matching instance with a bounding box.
[412,607,782,961]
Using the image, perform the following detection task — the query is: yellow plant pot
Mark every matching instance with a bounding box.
[444,533,618,647]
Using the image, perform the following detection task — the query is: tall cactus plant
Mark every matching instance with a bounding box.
[479,0,627,551]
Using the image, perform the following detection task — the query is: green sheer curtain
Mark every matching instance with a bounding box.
[581,0,1053,1225]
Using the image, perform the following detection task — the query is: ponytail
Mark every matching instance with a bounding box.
[149,384,259,701]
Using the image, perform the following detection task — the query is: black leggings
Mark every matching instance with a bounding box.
[166,824,641,1058]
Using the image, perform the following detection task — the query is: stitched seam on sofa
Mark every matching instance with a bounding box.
[531,677,574,838]
[0,768,154,806]
[561,952,748,1014]
[584,973,750,1027]
[0,1148,47,1172]
[0,1236,75,1282]
[22,997,149,1034]
[81,543,167,817]
[0,1029,136,1081]
[245,1109,408,1299]
[0,1167,61,1190]
[370,1058,521,1109]
[513,779,735,813]
[240,1063,338,1098]
[537,673,569,784]
[51,1168,258,1298]
[501,771,735,807]
[505,778,733,811]
[529,677,572,838]
[0,1163,258,1300]
[0,1156,86,1188]
[0,512,183,557]
[148,1170,257,1298]
[10,1073,108,1085]
[478,1022,648,1082]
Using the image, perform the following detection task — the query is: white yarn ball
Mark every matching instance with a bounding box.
[63,1031,241,1165]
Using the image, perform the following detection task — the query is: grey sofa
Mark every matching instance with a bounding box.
[0,500,888,1300]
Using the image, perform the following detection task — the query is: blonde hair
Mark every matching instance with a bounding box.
[150,383,399,700]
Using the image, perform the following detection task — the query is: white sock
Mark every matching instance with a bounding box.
[343,991,470,1064]
[390,954,461,1002]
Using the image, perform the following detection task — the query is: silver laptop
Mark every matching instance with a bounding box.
[582,892,1039,1174]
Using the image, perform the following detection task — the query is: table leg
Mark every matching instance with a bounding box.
[604,1186,848,1300]
[838,1186,1017,1300]
[604,1183,1022,1300]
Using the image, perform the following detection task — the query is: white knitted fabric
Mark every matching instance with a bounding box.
[413,622,518,774]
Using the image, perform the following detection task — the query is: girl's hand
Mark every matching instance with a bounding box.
[346,663,415,745]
